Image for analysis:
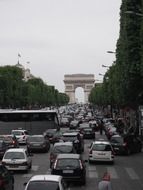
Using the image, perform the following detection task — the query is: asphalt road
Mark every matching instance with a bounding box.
[13,132,143,190]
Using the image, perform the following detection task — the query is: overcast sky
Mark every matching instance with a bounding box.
[0,0,122,102]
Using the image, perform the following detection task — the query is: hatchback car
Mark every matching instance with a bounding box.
[110,134,142,155]
[51,154,86,185]
[0,135,19,149]
[2,148,32,172]
[26,135,50,153]
[11,129,29,144]
[88,140,114,164]
[50,142,76,168]
[0,163,14,190]
[24,175,67,190]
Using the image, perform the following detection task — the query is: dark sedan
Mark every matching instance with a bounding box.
[51,154,86,185]
[26,135,50,153]
[110,134,142,155]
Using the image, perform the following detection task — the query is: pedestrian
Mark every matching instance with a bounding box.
[98,119,104,135]
[98,172,112,190]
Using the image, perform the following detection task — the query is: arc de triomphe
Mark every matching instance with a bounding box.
[64,74,95,103]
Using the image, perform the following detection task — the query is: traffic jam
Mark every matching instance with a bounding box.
[0,104,142,190]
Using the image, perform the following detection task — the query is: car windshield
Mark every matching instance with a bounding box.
[57,158,79,169]
[110,137,123,143]
[4,152,25,159]
[12,131,23,136]
[92,144,112,151]
[27,181,59,190]
[27,136,44,142]
[53,145,73,153]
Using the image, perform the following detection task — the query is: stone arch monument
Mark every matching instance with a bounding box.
[64,74,95,103]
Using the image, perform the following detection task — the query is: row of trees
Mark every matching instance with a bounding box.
[0,65,69,109]
[89,0,143,112]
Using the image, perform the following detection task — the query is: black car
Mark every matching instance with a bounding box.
[50,141,76,168]
[62,132,84,153]
[0,140,9,159]
[0,163,14,190]
[51,154,86,185]
[43,129,62,144]
[110,134,142,155]
[26,135,50,153]
[79,127,95,139]
[0,135,19,149]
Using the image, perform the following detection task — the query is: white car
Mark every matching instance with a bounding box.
[2,148,32,172]
[88,140,114,164]
[11,129,29,144]
[24,175,67,190]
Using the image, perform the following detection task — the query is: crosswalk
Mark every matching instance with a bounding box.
[20,164,140,180]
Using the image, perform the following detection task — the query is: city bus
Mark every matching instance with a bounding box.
[0,109,60,135]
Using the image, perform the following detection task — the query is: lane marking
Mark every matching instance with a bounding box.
[125,168,139,180]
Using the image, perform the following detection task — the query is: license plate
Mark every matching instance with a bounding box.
[9,165,18,168]
[63,170,73,173]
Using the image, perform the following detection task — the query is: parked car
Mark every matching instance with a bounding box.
[24,175,67,190]
[11,129,29,144]
[26,135,50,153]
[62,132,84,153]
[0,135,19,149]
[0,163,14,190]
[51,154,86,185]
[0,140,9,159]
[50,141,76,168]
[2,148,32,172]
[110,134,142,155]
[88,140,114,164]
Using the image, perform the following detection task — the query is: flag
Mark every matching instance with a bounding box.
[18,53,21,57]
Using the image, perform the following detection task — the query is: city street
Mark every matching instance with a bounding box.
[14,132,143,190]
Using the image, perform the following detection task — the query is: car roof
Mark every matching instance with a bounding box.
[28,135,44,137]
[57,153,80,159]
[92,140,111,145]
[29,175,62,182]
[54,142,73,146]
[12,129,27,132]
[62,132,78,136]
[5,148,26,152]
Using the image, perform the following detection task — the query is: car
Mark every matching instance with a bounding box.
[43,129,62,144]
[0,140,9,159]
[50,141,76,168]
[62,132,84,153]
[69,120,80,129]
[26,135,50,153]
[110,134,142,155]
[79,127,95,139]
[60,117,70,127]
[51,154,86,185]
[0,135,19,149]
[2,148,32,172]
[0,163,14,190]
[88,140,114,164]
[11,129,29,144]
[24,175,67,190]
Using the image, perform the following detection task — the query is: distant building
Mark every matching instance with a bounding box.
[15,61,34,81]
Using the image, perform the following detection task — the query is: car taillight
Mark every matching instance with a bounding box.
[79,160,83,169]
[12,140,16,144]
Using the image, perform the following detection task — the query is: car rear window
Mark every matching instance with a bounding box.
[4,152,25,159]
[92,144,112,151]
[27,136,44,142]
[27,181,59,190]
[110,137,124,143]
[56,158,80,168]
[53,145,73,153]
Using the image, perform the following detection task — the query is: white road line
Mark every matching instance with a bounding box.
[107,167,119,179]
[32,165,39,171]
[125,168,139,180]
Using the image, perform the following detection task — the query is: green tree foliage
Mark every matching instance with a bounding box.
[0,66,69,108]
